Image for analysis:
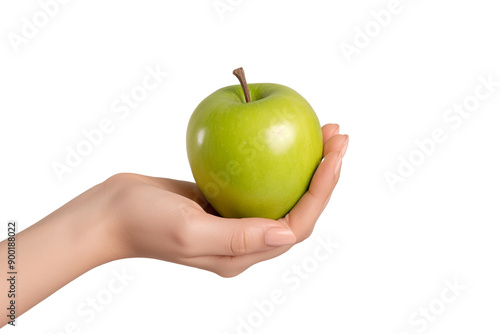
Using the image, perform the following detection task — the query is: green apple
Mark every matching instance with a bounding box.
[186,68,323,219]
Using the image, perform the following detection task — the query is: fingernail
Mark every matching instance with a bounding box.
[333,125,340,135]
[265,228,296,247]
[340,135,349,157]
[334,151,342,176]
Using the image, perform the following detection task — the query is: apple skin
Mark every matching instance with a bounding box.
[186,83,323,219]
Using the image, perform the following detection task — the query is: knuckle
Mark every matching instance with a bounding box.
[297,227,314,243]
[229,228,248,256]
[172,221,195,254]
[304,228,314,240]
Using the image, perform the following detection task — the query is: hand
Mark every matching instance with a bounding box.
[0,123,348,324]
[104,123,349,277]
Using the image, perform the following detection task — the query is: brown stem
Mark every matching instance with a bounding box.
[233,67,251,103]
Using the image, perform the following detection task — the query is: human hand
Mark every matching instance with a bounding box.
[0,123,347,324]
[104,124,348,277]
[105,124,348,277]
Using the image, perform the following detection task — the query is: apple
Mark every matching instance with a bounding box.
[186,68,323,219]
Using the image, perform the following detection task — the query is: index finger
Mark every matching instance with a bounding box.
[280,130,348,242]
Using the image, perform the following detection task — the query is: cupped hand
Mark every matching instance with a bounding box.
[104,124,348,277]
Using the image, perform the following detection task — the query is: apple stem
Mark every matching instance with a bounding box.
[233,67,252,103]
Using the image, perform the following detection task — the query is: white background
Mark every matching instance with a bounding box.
[1,0,500,333]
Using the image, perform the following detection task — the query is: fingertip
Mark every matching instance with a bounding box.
[324,134,348,157]
[322,124,339,145]
[340,134,349,157]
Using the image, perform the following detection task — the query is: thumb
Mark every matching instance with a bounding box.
[190,213,296,256]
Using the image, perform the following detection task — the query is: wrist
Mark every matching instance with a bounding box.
[58,178,130,268]
[93,174,140,261]
[87,177,132,263]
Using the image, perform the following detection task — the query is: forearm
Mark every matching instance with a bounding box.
[0,182,121,326]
